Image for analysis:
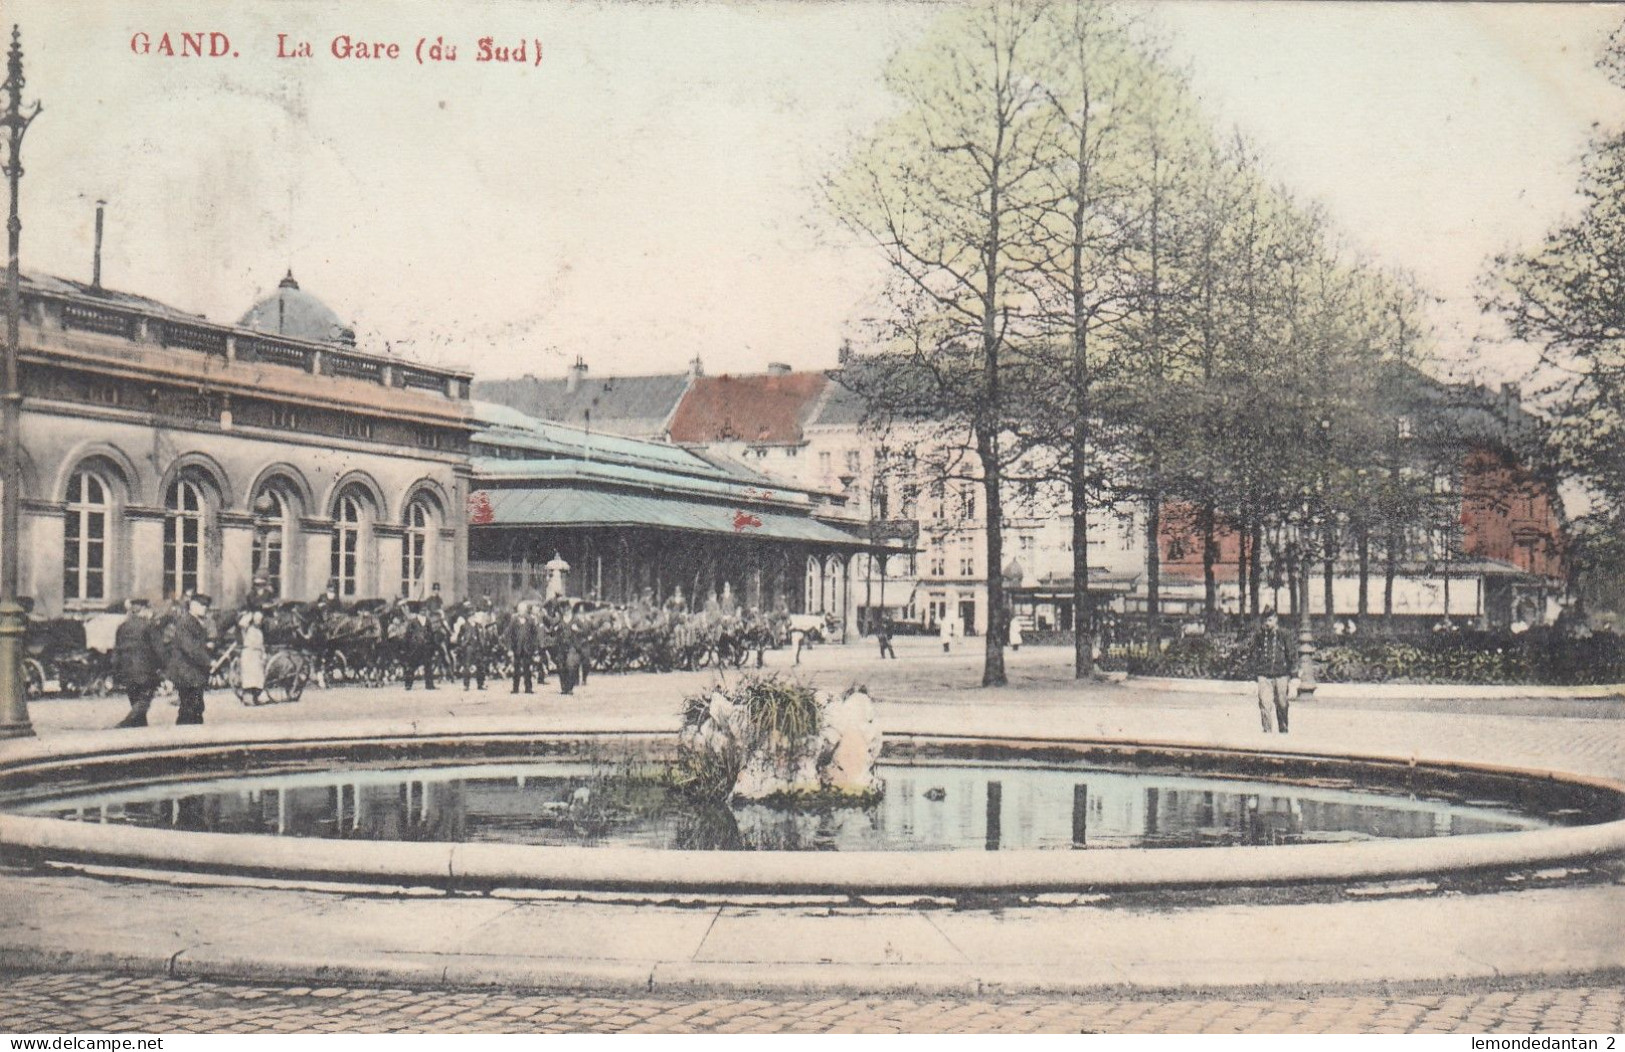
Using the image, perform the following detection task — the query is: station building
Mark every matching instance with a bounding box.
[12,270,474,616]
[465,402,887,623]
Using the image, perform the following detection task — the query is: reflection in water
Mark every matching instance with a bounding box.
[11,759,1556,852]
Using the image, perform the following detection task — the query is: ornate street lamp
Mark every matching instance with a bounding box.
[0,26,40,741]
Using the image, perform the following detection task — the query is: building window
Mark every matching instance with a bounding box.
[163,478,207,599]
[89,382,121,407]
[63,471,108,602]
[415,428,443,450]
[845,450,861,474]
[252,490,286,597]
[957,535,976,577]
[330,494,365,598]
[819,451,832,476]
[928,539,946,577]
[401,498,434,597]
[1019,534,1035,555]
[1119,512,1137,552]
[1396,416,1414,440]
[961,484,977,521]
[341,418,374,440]
[269,405,299,430]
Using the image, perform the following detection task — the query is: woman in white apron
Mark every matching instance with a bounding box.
[239,610,267,704]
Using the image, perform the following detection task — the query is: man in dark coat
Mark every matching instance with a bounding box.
[506,609,539,694]
[245,575,277,612]
[557,614,584,696]
[314,580,342,617]
[113,599,164,728]
[165,593,214,726]
[1246,609,1297,733]
[402,602,436,691]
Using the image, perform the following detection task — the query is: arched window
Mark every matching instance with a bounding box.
[163,478,207,598]
[252,490,287,598]
[330,494,365,598]
[64,471,109,601]
[401,498,434,597]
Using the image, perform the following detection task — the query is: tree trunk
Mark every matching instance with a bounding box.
[1144,493,1161,654]
[1383,525,1398,634]
[1356,522,1370,628]
[1071,445,1094,678]
[1200,500,1218,630]
[1249,520,1263,616]
[1286,542,1299,618]
[1237,515,1250,616]
[1322,521,1336,632]
[980,434,1007,687]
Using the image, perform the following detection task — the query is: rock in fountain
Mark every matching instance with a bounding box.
[677,680,884,804]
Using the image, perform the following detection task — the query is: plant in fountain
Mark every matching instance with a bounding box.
[674,675,883,806]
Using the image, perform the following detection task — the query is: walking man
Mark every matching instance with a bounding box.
[165,593,214,726]
[876,617,896,659]
[1247,609,1296,734]
[113,599,163,728]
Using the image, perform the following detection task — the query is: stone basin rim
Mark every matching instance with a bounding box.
[2,720,1622,893]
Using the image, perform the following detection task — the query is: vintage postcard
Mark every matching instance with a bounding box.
[0,0,1621,1040]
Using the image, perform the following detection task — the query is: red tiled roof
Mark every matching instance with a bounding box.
[668,372,829,444]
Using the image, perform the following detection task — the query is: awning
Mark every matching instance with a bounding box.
[468,485,868,548]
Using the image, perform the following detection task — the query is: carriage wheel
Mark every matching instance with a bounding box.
[22,659,43,699]
[287,662,310,702]
[325,651,351,685]
[229,655,250,704]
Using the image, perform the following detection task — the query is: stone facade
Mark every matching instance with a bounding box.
[15,272,473,616]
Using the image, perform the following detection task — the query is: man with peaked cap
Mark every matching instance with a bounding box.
[315,580,342,616]
[246,574,276,612]
[165,593,214,725]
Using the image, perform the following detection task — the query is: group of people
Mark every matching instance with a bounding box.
[106,577,812,727]
[111,592,216,728]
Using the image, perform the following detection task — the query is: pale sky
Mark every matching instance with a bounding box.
[11,1,1623,382]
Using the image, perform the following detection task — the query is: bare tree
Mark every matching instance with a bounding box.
[828,0,1057,686]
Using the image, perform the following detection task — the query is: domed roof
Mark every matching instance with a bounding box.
[238,270,353,345]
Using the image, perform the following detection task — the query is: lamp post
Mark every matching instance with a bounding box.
[0,26,40,741]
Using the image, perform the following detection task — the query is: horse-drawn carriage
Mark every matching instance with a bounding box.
[222,644,312,705]
[22,616,116,698]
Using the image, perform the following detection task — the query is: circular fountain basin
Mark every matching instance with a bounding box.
[2,722,1623,892]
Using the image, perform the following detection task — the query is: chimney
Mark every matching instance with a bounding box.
[91,200,106,290]
[566,355,587,393]
[688,355,704,379]
[767,362,791,377]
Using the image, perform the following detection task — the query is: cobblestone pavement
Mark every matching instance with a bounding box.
[3,971,1623,1034]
